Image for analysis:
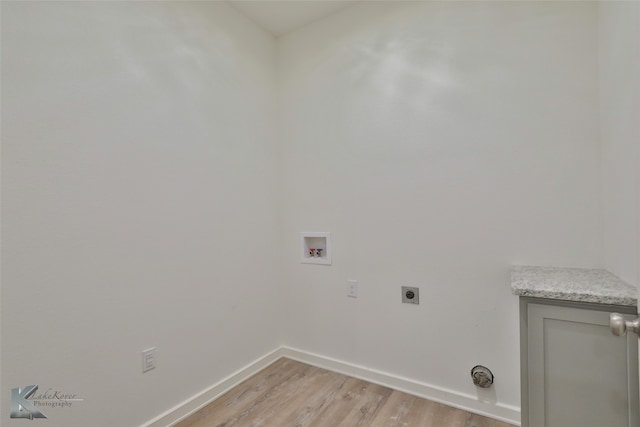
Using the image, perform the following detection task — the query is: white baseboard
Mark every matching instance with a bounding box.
[280,346,521,426]
[142,346,521,427]
[141,347,287,427]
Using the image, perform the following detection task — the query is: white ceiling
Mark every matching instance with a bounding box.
[228,1,359,36]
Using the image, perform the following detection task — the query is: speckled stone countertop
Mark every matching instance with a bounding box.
[511,265,637,307]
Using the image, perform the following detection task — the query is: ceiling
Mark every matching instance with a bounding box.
[228,1,359,36]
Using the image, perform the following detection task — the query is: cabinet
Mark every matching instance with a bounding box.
[520,298,639,427]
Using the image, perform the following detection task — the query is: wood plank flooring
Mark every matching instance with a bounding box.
[175,358,516,427]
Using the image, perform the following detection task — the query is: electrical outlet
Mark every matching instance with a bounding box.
[142,347,157,373]
[401,286,419,304]
[347,280,358,298]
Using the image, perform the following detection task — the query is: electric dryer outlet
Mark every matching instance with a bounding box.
[401,286,419,304]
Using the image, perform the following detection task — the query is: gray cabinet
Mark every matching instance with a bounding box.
[520,298,639,427]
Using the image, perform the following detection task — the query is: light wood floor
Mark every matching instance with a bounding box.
[175,358,515,427]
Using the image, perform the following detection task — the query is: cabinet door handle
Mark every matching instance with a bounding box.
[610,313,640,336]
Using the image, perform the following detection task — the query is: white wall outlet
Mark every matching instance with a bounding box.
[142,347,157,373]
[347,280,358,298]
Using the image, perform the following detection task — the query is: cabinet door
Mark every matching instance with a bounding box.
[528,303,639,427]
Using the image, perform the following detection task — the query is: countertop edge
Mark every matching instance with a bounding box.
[510,265,638,308]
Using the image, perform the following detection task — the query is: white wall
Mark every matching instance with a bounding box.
[278,1,602,417]
[3,1,632,426]
[599,1,640,288]
[1,2,281,426]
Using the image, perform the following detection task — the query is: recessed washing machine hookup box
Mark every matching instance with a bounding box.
[301,232,331,265]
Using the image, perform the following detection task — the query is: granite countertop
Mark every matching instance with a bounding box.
[511,265,637,307]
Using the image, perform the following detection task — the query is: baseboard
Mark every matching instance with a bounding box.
[141,347,287,427]
[280,346,521,426]
[142,345,521,426]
